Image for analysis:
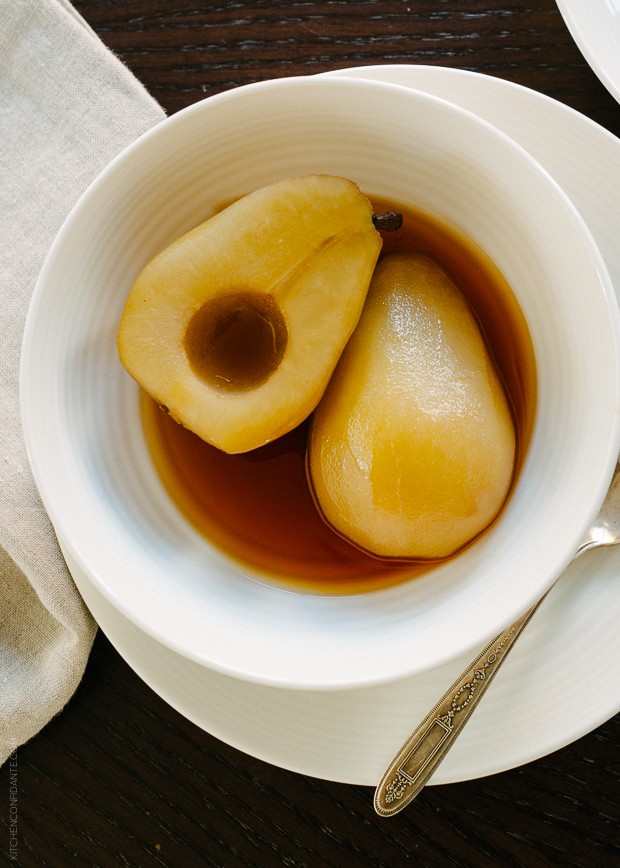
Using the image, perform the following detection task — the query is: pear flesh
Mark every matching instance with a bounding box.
[117,175,382,453]
[308,251,516,560]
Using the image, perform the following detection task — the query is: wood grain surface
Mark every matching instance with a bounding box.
[2,1,620,865]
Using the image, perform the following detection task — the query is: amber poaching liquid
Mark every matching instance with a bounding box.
[141,198,537,594]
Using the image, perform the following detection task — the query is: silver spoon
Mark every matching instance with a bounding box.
[374,457,620,817]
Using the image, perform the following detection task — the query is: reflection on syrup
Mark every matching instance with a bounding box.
[141,199,537,595]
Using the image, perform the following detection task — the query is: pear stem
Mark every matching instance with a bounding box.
[372,211,403,232]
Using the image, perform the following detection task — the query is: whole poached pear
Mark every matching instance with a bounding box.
[308,251,516,560]
[117,175,382,453]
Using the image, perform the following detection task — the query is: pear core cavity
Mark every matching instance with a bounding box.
[184,291,288,391]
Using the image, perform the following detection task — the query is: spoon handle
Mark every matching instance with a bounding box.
[374,595,547,816]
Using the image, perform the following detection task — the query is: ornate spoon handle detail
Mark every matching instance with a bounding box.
[374,457,620,815]
[374,596,546,816]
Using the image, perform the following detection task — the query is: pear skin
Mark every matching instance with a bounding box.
[117,175,382,453]
[308,251,516,559]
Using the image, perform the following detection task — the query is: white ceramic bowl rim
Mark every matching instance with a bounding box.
[20,75,620,689]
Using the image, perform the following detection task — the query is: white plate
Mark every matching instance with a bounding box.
[61,529,620,787]
[556,0,620,104]
[62,66,620,786]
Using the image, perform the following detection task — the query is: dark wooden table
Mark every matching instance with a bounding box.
[4,1,620,865]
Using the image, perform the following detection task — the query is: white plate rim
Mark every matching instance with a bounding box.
[556,0,620,105]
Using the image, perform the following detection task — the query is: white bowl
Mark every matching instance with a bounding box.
[21,75,620,689]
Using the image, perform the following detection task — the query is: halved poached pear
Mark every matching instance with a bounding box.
[117,174,382,453]
[308,251,516,559]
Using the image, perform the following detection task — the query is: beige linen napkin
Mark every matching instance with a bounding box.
[0,0,165,765]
